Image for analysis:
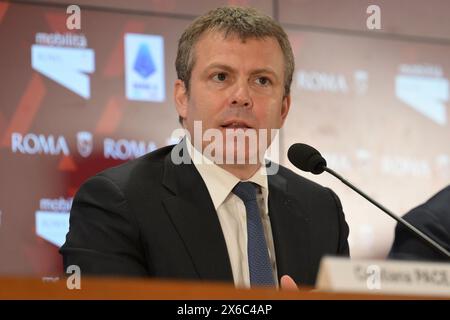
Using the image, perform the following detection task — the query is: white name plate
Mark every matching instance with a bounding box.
[316,257,450,297]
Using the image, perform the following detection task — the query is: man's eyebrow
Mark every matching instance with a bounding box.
[203,63,235,73]
[203,64,280,79]
[250,68,279,79]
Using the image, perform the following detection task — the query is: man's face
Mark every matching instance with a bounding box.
[175,31,290,164]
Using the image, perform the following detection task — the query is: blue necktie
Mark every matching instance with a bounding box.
[232,182,275,286]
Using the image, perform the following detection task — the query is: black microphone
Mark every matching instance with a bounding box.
[288,143,450,260]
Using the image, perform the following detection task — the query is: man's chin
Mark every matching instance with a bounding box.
[188,125,272,165]
[207,147,262,166]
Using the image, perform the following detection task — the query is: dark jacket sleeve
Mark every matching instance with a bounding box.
[388,206,450,261]
[327,188,350,256]
[60,175,149,276]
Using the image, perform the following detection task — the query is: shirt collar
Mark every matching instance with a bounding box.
[186,137,269,213]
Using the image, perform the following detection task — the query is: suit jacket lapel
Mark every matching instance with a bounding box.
[268,173,313,285]
[161,141,233,282]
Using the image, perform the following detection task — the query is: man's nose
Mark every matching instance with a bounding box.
[230,79,252,108]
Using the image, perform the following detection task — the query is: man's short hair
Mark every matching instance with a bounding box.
[175,6,295,125]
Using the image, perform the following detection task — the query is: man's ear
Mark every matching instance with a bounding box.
[280,95,291,127]
[174,79,188,122]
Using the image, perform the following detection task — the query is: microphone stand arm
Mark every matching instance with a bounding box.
[324,167,450,259]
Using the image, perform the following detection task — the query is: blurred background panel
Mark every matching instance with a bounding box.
[0,0,448,276]
[279,0,450,40]
[283,27,450,258]
[39,0,274,17]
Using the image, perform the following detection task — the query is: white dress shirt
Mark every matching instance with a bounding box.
[186,138,279,288]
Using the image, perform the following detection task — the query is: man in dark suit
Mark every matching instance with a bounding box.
[60,6,349,288]
[389,186,450,261]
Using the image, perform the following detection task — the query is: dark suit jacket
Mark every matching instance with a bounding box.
[60,142,349,285]
[389,186,450,261]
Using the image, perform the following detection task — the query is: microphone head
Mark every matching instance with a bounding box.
[287,143,327,174]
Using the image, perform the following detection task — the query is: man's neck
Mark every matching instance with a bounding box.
[185,136,263,180]
[217,163,262,180]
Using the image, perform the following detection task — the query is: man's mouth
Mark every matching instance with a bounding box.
[220,121,252,129]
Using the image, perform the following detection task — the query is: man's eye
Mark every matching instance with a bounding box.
[213,73,227,82]
[256,77,271,86]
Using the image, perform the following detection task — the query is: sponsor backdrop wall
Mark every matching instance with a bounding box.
[0,0,449,276]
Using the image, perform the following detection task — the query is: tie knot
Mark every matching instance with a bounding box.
[232,182,258,202]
